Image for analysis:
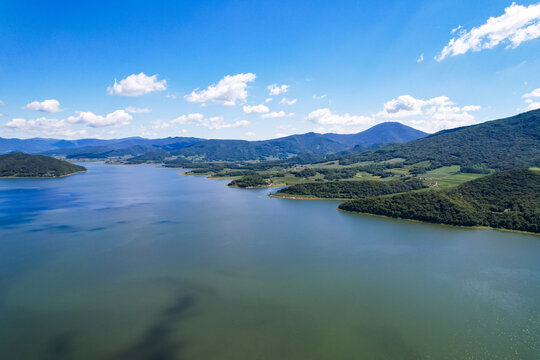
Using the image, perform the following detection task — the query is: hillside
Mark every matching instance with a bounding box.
[339,169,540,233]
[0,152,86,178]
[337,109,540,170]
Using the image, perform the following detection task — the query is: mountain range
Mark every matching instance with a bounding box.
[0,122,428,161]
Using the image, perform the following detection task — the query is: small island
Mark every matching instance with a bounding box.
[0,152,86,178]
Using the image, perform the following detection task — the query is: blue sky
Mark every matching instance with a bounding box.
[0,0,539,139]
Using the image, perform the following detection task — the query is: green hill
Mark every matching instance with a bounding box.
[339,169,540,233]
[0,152,86,178]
[273,178,426,199]
[337,109,540,170]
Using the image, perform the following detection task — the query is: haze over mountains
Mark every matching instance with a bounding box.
[0,122,427,161]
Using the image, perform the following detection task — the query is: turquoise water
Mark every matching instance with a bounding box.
[0,163,538,359]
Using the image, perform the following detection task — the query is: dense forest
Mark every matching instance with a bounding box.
[0,152,86,177]
[228,174,270,188]
[336,109,540,170]
[274,178,425,199]
[339,169,540,233]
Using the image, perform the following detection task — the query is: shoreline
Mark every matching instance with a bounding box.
[268,193,352,201]
[337,208,540,236]
[0,170,87,179]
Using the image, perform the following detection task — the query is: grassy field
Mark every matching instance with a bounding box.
[422,166,485,188]
[183,162,490,190]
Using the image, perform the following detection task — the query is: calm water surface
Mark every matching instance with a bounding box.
[0,163,538,359]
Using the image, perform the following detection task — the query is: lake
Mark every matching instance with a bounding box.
[0,163,538,359]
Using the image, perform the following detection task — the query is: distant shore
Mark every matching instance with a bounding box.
[0,170,87,179]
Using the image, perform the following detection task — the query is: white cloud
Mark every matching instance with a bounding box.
[417,54,424,63]
[279,98,297,105]
[4,117,88,138]
[202,118,249,130]
[312,94,327,100]
[125,106,151,113]
[451,25,463,34]
[306,108,374,127]
[185,73,256,106]
[108,72,167,96]
[170,113,205,125]
[267,84,288,96]
[526,101,540,110]
[376,95,428,118]
[523,87,540,98]
[243,104,269,114]
[160,113,249,130]
[375,94,481,132]
[67,109,132,127]
[261,111,295,119]
[25,99,62,113]
[436,2,540,61]
[245,131,256,138]
[265,98,273,103]
[522,87,540,110]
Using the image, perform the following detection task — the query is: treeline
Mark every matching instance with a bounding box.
[0,152,86,177]
[228,174,269,188]
[293,162,405,180]
[274,178,425,199]
[339,169,540,233]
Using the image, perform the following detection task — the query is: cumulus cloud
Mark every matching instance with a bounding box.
[4,117,87,138]
[185,73,256,106]
[279,98,297,105]
[306,108,374,127]
[417,54,424,63]
[67,110,132,127]
[376,95,427,118]
[3,108,134,138]
[243,104,269,113]
[261,111,295,119]
[159,113,249,130]
[523,87,540,98]
[306,95,481,133]
[265,98,273,103]
[522,87,540,110]
[25,99,62,113]
[267,84,288,96]
[108,72,167,96]
[436,2,540,61]
[125,106,151,113]
[375,94,481,132]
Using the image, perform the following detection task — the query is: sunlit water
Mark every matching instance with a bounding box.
[0,163,538,359]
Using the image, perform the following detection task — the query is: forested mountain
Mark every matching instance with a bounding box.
[0,122,426,161]
[0,152,86,177]
[324,122,427,147]
[339,169,540,233]
[337,109,540,170]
